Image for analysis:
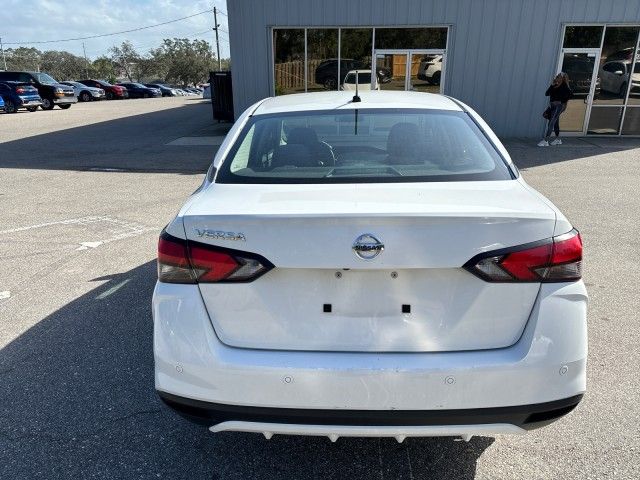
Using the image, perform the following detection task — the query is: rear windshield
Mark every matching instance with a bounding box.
[345,73,372,84]
[216,109,513,184]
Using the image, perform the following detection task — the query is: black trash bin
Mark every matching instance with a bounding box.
[209,71,234,122]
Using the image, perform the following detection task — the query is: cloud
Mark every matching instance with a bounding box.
[2,0,229,59]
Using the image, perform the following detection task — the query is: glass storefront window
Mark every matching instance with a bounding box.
[627,60,640,105]
[340,28,373,88]
[587,106,623,134]
[563,26,604,48]
[621,107,640,134]
[593,26,640,105]
[559,24,640,134]
[307,29,339,92]
[375,28,447,50]
[273,29,305,95]
[273,27,448,96]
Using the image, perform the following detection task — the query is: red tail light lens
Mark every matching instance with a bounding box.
[158,232,273,284]
[16,88,25,93]
[465,230,582,282]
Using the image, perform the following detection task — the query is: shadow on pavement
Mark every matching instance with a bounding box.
[0,261,493,480]
[0,101,229,174]
[504,136,640,170]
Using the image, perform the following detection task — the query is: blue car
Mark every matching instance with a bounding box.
[0,95,4,112]
[0,81,43,113]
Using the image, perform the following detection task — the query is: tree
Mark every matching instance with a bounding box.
[39,50,88,80]
[150,38,216,86]
[131,57,159,83]
[91,56,118,82]
[109,41,141,81]
[5,47,42,72]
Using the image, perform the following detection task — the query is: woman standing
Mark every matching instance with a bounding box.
[538,73,572,146]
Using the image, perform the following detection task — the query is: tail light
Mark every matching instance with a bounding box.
[465,230,582,282]
[16,87,25,94]
[157,231,273,284]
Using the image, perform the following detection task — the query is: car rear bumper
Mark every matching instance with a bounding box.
[54,96,77,104]
[153,280,587,429]
[18,97,42,107]
[159,390,582,432]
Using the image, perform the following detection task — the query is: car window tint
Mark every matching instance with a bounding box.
[217,109,512,184]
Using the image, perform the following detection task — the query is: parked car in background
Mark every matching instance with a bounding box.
[315,59,391,89]
[144,83,177,97]
[0,71,76,110]
[77,79,128,100]
[117,82,162,98]
[417,55,443,85]
[0,82,43,113]
[341,70,379,91]
[0,94,4,112]
[60,81,105,102]
[599,60,640,96]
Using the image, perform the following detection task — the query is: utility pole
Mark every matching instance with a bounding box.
[82,42,89,78]
[0,37,7,71]
[213,6,221,70]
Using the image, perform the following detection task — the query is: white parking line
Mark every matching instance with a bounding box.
[166,136,226,146]
[0,216,108,234]
[0,216,158,250]
[95,279,131,300]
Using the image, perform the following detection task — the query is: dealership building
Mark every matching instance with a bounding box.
[227,0,640,137]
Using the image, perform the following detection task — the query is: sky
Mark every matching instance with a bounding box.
[1,0,230,60]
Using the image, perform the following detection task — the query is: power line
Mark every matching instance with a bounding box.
[3,9,214,45]
[83,29,219,58]
[6,29,227,60]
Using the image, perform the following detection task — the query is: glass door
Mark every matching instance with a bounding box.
[408,51,445,93]
[375,52,408,90]
[374,50,446,93]
[556,49,600,134]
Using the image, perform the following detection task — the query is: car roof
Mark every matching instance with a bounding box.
[252,91,462,115]
[0,81,33,85]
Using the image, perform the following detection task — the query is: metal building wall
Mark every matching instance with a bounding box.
[227,0,640,137]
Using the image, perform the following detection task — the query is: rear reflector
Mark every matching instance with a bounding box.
[465,229,582,283]
[158,231,273,284]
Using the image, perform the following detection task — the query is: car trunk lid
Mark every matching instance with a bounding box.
[183,181,556,352]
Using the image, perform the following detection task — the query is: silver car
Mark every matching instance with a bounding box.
[61,81,105,102]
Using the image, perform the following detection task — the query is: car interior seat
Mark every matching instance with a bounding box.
[271,143,313,169]
[386,122,422,165]
[286,127,336,166]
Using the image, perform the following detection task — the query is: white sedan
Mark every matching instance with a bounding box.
[341,69,380,91]
[153,91,587,442]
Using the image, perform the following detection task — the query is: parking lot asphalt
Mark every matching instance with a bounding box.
[0,98,638,479]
